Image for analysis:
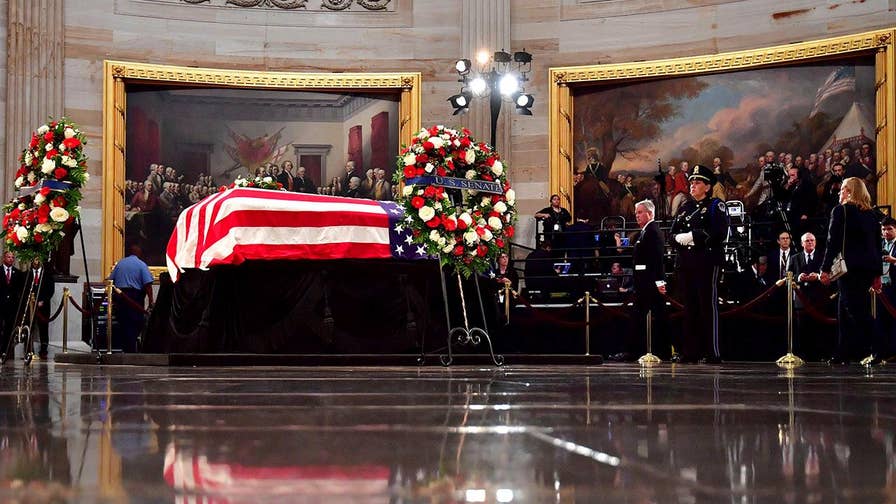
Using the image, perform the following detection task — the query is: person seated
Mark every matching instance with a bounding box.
[491,252,519,292]
[534,194,571,250]
[564,218,597,273]
[610,262,633,294]
[524,241,558,296]
[344,176,362,198]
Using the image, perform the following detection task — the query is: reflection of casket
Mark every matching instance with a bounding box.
[148,188,445,355]
[164,444,391,503]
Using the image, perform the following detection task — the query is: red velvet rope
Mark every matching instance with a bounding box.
[68,296,93,316]
[513,292,590,328]
[877,290,896,319]
[794,289,838,325]
[113,287,150,315]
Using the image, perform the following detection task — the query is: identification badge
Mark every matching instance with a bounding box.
[635,264,647,271]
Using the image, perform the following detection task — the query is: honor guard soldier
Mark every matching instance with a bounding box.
[670,164,730,364]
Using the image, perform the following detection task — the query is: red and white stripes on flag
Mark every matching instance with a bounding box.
[809,66,855,118]
[165,188,402,281]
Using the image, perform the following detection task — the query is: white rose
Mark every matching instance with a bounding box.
[494,201,507,214]
[59,143,67,152]
[24,152,33,164]
[418,206,435,222]
[453,139,460,147]
[18,204,26,210]
[60,155,72,167]
[64,127,75,139]
[402,185,414,196]
[465,149,476,164]
[505,189,515,205]
[482,229,493,242]
[34,194,45,205]
[459,213,473,227]
[418,129,429,139]
[438,236,447,247]
[464,230,479,245]
[35,223,53,233]
[429,230,441,241]
[45,143,53,152]
[403,153,416,166]
[15,227,28,241]
[491,160,504,176]
[465,170,476,180]
[50,206,69,223]
[488,216,503,230]
[263,176,272,183]
[64,157,77,168]
[417,189,424,195]
[414,146,424,154]
[424,163,434,174]
[481,196,491,206]
[434,202,442,210]
[429,136,444,149]
[83,172,90,183]
[41,158,55,174]
[27,172,36,182]
[14,176,23,188]
[442,243,455,254]
[37,125,49,135]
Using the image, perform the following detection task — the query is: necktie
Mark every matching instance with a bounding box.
[34,272,39,286]
[807,252,812,264]
[781,251,787,279]
[5,268,10,284]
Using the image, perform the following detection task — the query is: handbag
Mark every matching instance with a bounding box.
[828,208,848,281]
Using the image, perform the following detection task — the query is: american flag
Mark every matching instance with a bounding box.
[809,66,855,118]
[165,188,428,281]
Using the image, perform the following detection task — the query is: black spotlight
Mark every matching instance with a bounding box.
[513,50,532,64]
[448,92,471,115]
[493,50,512,63]
[514,93,534,115]
[454,59,471,75]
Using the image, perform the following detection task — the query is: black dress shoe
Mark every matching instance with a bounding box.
[608,352,634,362]
[38,352,48,361]
[670,354,682,364]
[824,357,848,365]
[699,356,722,365]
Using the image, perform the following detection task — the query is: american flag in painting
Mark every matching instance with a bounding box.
[165,188,429,281]
[809,66,856,118]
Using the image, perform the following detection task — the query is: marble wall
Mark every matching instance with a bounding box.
[3,0,896,283]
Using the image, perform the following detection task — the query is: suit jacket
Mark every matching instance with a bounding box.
[0,265,25,316]
[766,248,794,282]
[787,249,823,280]
[883,239,896,285]
[821,204,882,275]
[632,220,665,297]
[24,269,55,314]
[293,176,316,194]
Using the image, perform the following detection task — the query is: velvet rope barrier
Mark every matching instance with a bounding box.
[718,282,783,318]
[112,287,150,315]
[876,290,896,319]
[34,297,66,324]
[68,296,93,317]
[512,292,590,328]
[794,289,838,325]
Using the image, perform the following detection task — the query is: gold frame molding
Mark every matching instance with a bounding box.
[549,28,896,215]
[102,60,422,278]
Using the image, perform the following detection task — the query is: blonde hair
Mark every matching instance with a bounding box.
[841,177,873,211]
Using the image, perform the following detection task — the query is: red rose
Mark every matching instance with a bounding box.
[43,131,54,142]
[425,216,441,228]
[475,226,485,237]
[424,186,436,197]
[33,233,43,244]
[422,141,434,151]
[50,121,57,128]
[403,166,416,178]
[53,196,67,207]
[460,137,471,148]
[446,160,455,171]
[415,168,424,176]
[277,182,283,189]
[415,154,429,163]
[428,126,439,136]
[489,211,500,218]
[505,225,515,238]
[29,136,38,149]
[219,186,227,192]
[491,195,502,203]
[247,182,255,187]
[457,219,467,231]
[53,168,67,179]
[453,245,464,256]
[45,150,58,159]
[496,238,505,248]
[443,218,456,231]
[40,187,51,196]
[477,244,487,257]
[482,174,493,181]
[411,196,425,209]
[63,137,81,149]
[228,183,235,189]
[436,168,446,177]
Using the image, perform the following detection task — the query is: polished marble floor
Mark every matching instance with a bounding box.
[1,360,895,503]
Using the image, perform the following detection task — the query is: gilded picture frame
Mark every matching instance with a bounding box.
[102,60,422,278]
[549,28,896,221]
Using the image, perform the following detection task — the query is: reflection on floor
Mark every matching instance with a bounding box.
[1,361,895,503]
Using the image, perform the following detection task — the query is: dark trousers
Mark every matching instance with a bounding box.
[630,290,668,357]
[115,288,146,353]
[32,305,50,355]
[679,257,721,360]
[875,284,896,357]
[835,270,876,360]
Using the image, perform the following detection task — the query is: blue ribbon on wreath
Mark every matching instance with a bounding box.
[405,176,503,195]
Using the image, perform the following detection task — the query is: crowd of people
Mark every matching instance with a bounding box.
[0,253,55,361]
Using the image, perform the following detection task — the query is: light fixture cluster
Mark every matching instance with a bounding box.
[448,49,534,116]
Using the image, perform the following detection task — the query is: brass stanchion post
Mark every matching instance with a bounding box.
[638,309,661,365]
[776,271,804,368]
[105,280,114,355]
[62,288,70,353]
[503,283,511,322]
[584,291,591,356]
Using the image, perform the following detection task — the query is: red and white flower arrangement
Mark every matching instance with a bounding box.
[2,118,88,262]
[394,125,517,277]
[221,174,284,192]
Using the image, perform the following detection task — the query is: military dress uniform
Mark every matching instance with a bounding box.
[670,165,729,363]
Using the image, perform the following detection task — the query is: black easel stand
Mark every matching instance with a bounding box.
[432,266,504,367]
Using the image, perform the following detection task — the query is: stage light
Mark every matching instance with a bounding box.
[513,50,532,64]
[493,50,512,63]
[469,76,488,96]
[498,74,519,96]
[455,59,471,75]
[476,50,490,66]
[448,92,471,115]
[515,93,534,108]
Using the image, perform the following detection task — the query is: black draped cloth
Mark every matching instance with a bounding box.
[144,259,448,354]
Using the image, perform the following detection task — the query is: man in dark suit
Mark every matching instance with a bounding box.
[878,217,896,356]
[340,160,362,197]
[0,251,25,360]
[610,200,667,361]
[25,258,55,360]
[786,232,828,359]
[766,230,795,283]
[293,165,317,194]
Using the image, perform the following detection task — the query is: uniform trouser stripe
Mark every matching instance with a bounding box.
[711,265,720,357]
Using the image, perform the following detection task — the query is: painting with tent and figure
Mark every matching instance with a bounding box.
[571,56,879,226]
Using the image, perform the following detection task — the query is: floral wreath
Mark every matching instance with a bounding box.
[223,174,285,191]
[1,118,88,263]
[394,125,517,277]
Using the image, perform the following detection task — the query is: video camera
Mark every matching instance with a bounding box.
[763,161,786,189]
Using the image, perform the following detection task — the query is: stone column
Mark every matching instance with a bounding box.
[460,0,511,155]
[4,0,64,202]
